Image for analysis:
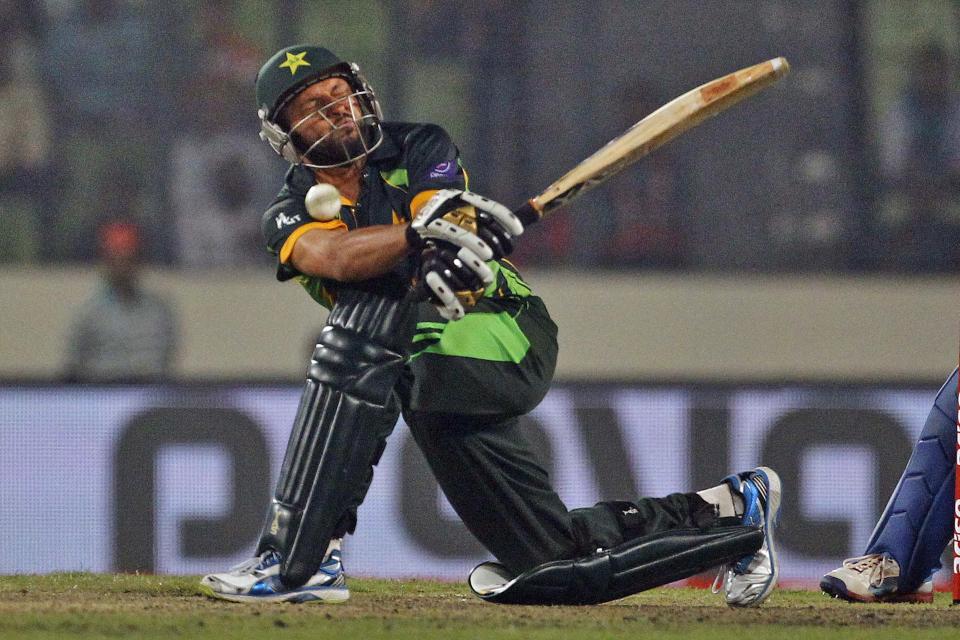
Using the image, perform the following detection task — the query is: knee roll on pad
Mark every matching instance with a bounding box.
[468,524,762,605]
[255,289,415,588]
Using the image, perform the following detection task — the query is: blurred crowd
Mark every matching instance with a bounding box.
[0,0,280,269]
[2,0,959,273]
[877,42,960,272]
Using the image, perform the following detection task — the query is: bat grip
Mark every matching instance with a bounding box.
[513,201,542,227]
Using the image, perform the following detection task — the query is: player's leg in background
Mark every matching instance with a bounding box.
[867,367,958,589]
[821,367,958,602]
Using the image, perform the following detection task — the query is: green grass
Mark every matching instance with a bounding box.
[3,574,960,639]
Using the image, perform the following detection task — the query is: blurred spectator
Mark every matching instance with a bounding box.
[878,43,960,272]
[64,222,178,382]
[191,2,263,90]
[601,82,686,268]
[170,137,276,268]
[46,0,163,261]
[168,4,276,268]
[0,0,49,263]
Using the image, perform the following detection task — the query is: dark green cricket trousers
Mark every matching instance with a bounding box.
[398,295,712,575]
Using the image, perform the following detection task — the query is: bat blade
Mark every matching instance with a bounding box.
[515,57,790,224]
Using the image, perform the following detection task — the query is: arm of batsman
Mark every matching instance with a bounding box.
[406,189,524,260]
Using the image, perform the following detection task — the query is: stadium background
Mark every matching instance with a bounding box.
[1,0,959,588]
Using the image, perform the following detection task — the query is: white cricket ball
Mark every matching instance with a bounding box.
[305,183,341,221]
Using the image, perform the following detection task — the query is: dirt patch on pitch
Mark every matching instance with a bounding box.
[340,588,960,629]
[4,579,960,634]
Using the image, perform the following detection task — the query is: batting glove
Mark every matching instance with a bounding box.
[406,189,524,260]
[416,241,493,321]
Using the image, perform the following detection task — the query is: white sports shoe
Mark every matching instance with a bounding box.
[713,466,782,607]
[820,553,934,603]
[200,541,349,604]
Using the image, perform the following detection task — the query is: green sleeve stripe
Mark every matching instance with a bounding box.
[380,168,409,189]
[482,261,532,298]
[409,310,530,363]
[296,275,335,309]
[416,321,448,331]
[498,262,532,297]
[503,274,532,297]
[412,332,444,343]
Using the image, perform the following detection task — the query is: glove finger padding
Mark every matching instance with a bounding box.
[477,211,514,258]
[424,271,465,320]
[459,190,524,237]
[454,245,494,286]
[423,249,477,292]
[420,216,494,261]
[421,242,493,288]
[419,243,491,320]
[408,189,523,260]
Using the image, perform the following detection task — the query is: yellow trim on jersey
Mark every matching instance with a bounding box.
[410,189,440,216]
[392,210,404,225]
[339,194,355,206]
[279,220,347,264]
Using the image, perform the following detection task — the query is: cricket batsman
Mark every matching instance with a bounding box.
[821,369,958,602]
[200,44,783,607]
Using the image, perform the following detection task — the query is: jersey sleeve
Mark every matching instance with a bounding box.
[402,124,468,215]
[261,165,347,281]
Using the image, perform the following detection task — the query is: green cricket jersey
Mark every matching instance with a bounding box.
[260,121,556,382]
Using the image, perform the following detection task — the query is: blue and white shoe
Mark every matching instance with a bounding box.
[713,466,782,607]
[200,542,349,603]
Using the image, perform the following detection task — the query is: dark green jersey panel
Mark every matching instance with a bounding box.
[259,121,537,312]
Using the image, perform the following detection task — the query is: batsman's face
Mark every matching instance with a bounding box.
[284,77,362,149]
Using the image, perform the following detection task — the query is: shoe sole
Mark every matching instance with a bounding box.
[730,466,781,607]
[819,576,933,604]
[199,583,350,604]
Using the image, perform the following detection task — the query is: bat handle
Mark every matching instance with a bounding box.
[513,200,542,227]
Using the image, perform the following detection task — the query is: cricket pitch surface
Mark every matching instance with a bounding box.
[4,574,960,639]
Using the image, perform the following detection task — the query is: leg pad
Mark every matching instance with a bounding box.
[254,289,415,588]
[469,524,762,605]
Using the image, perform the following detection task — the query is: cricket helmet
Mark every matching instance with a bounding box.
[255,44,383,168]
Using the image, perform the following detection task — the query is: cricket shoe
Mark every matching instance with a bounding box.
[712,466,782,607]
[820,553,934,603]
[199,547,349,603]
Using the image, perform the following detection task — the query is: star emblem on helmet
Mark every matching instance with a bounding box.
[279,51,311,75]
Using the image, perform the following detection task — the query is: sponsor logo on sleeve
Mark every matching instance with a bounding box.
[275,212,302,229]
[428,161,458,179]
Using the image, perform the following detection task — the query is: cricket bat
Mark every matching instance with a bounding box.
[513,57,791,225]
